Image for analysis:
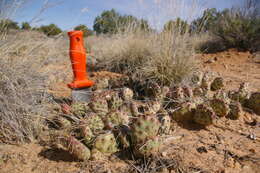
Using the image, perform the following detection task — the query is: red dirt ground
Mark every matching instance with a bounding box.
[0,49,259,173]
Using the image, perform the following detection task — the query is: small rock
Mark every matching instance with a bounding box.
[247,133,256,140]
[196,146,208,153]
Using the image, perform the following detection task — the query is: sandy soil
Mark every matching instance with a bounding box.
[0,49,259,173]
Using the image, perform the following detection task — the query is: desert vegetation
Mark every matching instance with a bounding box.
[0,0,260,172]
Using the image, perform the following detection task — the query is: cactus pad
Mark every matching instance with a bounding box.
[84,113,105,133]
[55,134,91,161]
[194,104,216,126]
[211,77,224,91]
[246,92,260,115]
[157,110,171,135]
[170,102,196,122]
[131,101,150,116]
[228,102,243,120]
[90,149,107,161]
[93,78,109,91]
[79,124,94,146]
[183,86,194,98]
[210,99,230,117]
[113,125,132,149]
[104,110,130,129]
[120,87,134,101]
[93,132,118,154]
[131,115,160,144]
[53,116,72,130]
[201,71,216,91]
[191,71,203,86]
[71,102,88,117]
[89,97,109,118]
[108,91,124,110]
[133,137,162,158]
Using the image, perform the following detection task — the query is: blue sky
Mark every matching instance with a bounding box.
[15,0,244,30]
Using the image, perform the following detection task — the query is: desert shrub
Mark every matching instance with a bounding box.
[91,30,198,86]
[192,0,260,52]
[93,9,151,35]
[38,24,62,36]
[74,24,93,37]
[0,19,19,32]
[21,22,31,30]
[0,29,71,143]
[163,18,190,35]
[212,7,260,51]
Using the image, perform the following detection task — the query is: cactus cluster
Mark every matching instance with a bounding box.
[50,71,258,161]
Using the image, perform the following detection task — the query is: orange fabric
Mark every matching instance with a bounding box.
[67,31,94,89]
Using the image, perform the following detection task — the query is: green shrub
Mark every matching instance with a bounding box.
[38,24,62,36]
[21,22,31,30]
[74,24,93,37]
[93,9,151,35]
[163,18,190,35]
[212,8,260,51]
[0,19,19,32]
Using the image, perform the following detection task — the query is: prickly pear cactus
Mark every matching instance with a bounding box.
[214,90,230,103]
[167,86,185,100]
[71,102,88,117]
[157,110,171,135]
[93,132,118,154]
[157,86,170,103]
[120,87,134,101]
[84,113,105,133]
[201,71,216,91]
[210,99,230,117]
[90,148,107,161]
[108,91,124,110]
[104,110,130,129]
[228,83,251,105]
[194,104,216,126]
[89,97,109,118]
[246,92,260,115]
[183,86,194,98]
[191,71,203,86]
[109,75,129,88]
[211,77,224,91]
[228,102,243,120]
[131,115,160,144]
[144,82,161,98]
[113,125,131,149]
[133,137,162,158]
[130,101,150,117]
[193,87,204,97]
[147,100,161,114]
[79,124,94,146]
[93,78,109,91]
[55,134,91,161]
[53,116,72,130]
[170,102,196,122]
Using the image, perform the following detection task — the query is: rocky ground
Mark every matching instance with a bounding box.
[0,49,259,173]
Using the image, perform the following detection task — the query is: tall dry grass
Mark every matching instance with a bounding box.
[0,30,71,143]
[89,29,199,86]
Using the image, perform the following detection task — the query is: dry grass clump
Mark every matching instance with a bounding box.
[0,30,70,143]
[90,30,198,86]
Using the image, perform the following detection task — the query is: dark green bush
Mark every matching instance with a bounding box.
[163,18,190,34]
[212,8,260,51]
[38,24,62,36]
[74,24,93,37]
[0,19,19,32]
[93,9,151,34]
[21,22,31,30]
